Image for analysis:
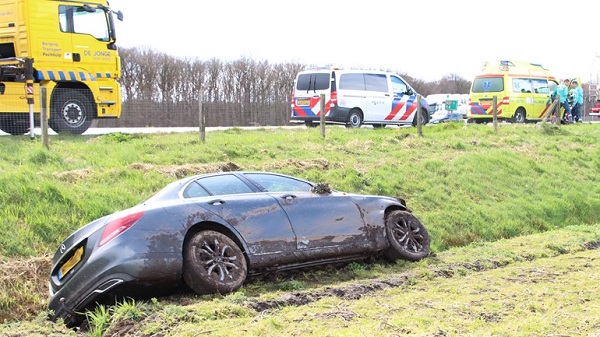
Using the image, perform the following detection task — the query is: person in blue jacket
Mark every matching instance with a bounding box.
[552,78,572,123]
[570,80,584,123]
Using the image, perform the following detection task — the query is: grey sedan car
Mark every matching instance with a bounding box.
[48,171,430,327]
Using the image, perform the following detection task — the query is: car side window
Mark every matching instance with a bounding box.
[339,73,365,90]
[531,78,550,94]
[182,181,211,198]
[364,74,388,92]
[244,173,313,192]
[196,174,254,196]
[513,78,532,93]
[391,76,408,94]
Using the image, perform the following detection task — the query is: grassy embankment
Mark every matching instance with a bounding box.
[0,122,599,336]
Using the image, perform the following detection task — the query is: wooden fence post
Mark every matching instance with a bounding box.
[40,86,49,149]
[541,97,559,125]
[199,91,205,143]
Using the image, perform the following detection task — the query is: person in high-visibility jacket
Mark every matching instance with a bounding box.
[570,80,584,123]
[552,78,572,122]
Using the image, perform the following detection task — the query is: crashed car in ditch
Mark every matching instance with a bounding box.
[48,171,430,326]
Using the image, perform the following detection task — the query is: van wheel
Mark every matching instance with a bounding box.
[513,108,526,123]
[412,108,427,127]
[345,109,362,128]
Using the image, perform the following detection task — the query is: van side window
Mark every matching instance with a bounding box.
[512,78,532,93]
[296,73,330,91]
[339,74,365,90]
[531,79,550,94]
[365,74,388,92]
[391,76,408,94]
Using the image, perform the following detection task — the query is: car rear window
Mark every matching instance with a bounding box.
[471,77,504,93]
[296,73,331,91]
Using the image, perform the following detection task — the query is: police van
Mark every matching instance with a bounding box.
[290,68,429,128]
[468,60,559,123]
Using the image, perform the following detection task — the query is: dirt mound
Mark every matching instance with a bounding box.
[128,162,241,178]
[54,168,93,182]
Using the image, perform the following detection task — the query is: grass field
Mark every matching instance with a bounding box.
[0,122,599,336]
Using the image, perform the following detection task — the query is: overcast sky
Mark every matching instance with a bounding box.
[108,0,600,82]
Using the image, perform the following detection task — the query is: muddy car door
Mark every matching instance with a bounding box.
[271,190,373,254]
[186,174,297,259]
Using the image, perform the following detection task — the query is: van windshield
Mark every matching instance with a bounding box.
[472,77,504,93]
[296,73,330,91]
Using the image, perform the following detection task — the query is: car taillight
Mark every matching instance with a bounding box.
[330,91,337,105]
[99,211,144,247]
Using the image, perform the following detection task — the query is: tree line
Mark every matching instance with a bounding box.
[99,47,472,128]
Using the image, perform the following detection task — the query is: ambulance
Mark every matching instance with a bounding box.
[290,68,429,128]
[468,60,559,123]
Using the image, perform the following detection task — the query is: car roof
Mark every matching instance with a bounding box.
[142,171,313,204]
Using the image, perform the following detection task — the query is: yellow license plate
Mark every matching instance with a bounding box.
[58,246,84,280]
[296,99,310,106]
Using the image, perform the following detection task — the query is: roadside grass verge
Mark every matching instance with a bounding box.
[0,122,599,331]
[1,223,599,336]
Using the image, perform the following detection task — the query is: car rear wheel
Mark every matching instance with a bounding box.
[384,210,430,261]
[183,230,247,295]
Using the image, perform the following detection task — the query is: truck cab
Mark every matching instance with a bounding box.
[0,0,123,135]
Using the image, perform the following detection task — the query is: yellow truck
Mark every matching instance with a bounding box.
[468,60,558,124]
[0,0,123,135]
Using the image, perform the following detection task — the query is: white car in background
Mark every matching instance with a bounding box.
[426,94,469,123]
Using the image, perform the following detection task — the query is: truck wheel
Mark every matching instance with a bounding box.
[49,89,94,135]
[345,109,362,128]
[0,115,29,135]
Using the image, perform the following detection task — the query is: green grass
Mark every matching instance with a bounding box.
[0,122,600,334]
[1,123,598,257]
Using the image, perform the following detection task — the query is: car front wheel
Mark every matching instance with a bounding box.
[384,210,430,261]
[183,230,247,295]
[345,109,362,128]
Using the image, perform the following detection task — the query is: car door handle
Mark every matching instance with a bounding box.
[281,194,297,201]
[207,199,225,206]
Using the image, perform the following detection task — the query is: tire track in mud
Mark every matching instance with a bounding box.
[248,240,600,312]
